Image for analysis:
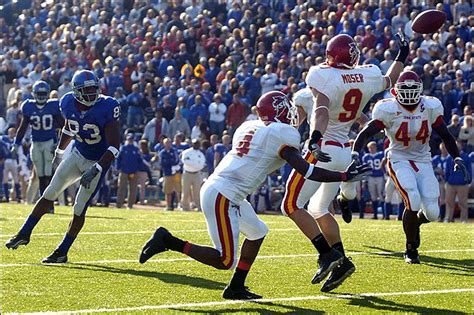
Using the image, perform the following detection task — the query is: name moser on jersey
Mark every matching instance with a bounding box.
[353,71,469,264]
[139,91,372,301]
[12,80,63,207]
[5,70,121,264]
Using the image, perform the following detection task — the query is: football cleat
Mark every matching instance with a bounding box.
[5,233,30,249]
[320,257,356,292]
[42,249,68,263]
[311,248,344,284]
[333,195,352,223]
[222,286,262,300]
[139,227,169,264]
[404,249,420,264]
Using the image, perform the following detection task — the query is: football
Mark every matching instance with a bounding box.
[411,9,447,34]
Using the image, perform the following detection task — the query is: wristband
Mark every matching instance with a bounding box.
[304,164,315,179]
[454,157,463,163]
[107,146,120,158]
[340,172,348,181]
[62,127,74,137]
[94,163,103,172]
[55,148,65,155]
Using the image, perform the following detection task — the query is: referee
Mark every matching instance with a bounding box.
[181,139,205,211]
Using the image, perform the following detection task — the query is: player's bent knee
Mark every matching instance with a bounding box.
[247,220,269,241]
[309,207,329,220]
[406,189,421,211]
[422,199,439,222]
[342,189,357,200]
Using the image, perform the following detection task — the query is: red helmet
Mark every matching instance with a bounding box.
[393,71,423,106]
[326,34,360,69]
[256,91,299,127]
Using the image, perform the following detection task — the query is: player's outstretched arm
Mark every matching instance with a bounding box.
[280,145,371,182]
[97,120,121,170]
[13,116,30,150]
[352,120,384,155]
[385,31,409,89]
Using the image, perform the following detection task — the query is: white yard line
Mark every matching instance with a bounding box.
[1,249,472,268]
[0,226,404,238]
[10,288,474,314]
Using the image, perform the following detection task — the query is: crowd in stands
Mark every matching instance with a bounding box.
[0,0,472,220]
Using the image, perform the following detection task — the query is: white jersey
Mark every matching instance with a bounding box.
[208,120,301,204]
[292,87,314,124]
[306,64,386,143]
[372,96,444,163]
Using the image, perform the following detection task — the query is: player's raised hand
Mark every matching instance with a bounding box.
[80,164,101,189]
[344,160,372,182]
[454,157,470,183]
[395,29,409,63]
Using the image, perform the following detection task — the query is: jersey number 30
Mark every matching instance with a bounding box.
[338,89,363,122]
[30,114,53,130]
[68,120,102,145]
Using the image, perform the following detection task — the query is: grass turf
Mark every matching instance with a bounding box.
[1,203,473,314]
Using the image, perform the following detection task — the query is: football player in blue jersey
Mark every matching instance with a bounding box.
[5,70,121,263]
[12,81,63,208]
[362,142,386,219]
[2,128,22,202]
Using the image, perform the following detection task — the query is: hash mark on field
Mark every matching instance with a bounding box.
[11,288,474,314]
[1,249,472,268]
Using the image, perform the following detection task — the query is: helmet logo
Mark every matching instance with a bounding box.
[348,42,359,65]
[272,95,289,118]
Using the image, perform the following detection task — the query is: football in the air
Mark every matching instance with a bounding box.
[411,9,447,34]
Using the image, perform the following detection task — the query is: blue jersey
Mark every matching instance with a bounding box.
[21,99,61,143]
[432,154,448,180]
[1,136,15,159]
[60,92,120,161]
[362,152,384,177]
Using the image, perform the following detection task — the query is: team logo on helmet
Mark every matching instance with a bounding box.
[272,95,290,119]
[348,42,360,66]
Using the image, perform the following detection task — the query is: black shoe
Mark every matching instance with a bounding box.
[333,195,352,223]
[320,257,356,292]
[47,206,55,214]
[5,233,30,249]
[42,249,68,263]
[311,248,344,284]
[139,227,169,263]
[404,249,420,264]
[222,286,262,300]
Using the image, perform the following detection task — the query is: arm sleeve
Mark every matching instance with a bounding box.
[429,98,444,125]
[365,65,386,93]
[275,125,302,158]
[371,102,390,128]
[106,99,121,123]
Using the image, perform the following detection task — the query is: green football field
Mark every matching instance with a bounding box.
[1,203,473,314]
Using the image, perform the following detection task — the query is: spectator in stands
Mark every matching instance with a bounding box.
[445,140,472,223]
[159,138,180,211]
[116,134,142,209]
[433,143,449,221]
[189,95,208,128]
[448,114,461,139]
[214,134,232,169]
[208,94,227,136]
[260,64,278,94]
[459,116,474,152]
[226,94,248,136]
[181,139,205,211]
[126,84,145,129]
[169,107,191,139]
[137,140,153,205]
[142,109,169,149]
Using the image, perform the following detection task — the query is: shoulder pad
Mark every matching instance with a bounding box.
[421,96,442,109]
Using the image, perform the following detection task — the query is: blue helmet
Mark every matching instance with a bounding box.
[32,80,50,105]
[71,70,100,107]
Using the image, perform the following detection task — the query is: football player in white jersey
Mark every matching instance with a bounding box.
[281,33,409,292]
[139,91,371,300]
[352,71,469,264]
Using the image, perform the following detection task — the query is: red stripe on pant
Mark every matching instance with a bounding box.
[214,193,234,268]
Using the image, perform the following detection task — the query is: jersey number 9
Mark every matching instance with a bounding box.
[338,89,363,122]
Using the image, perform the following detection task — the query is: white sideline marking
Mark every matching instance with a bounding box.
[1,249,472,268]
[11,288,474,314]
[0,226,402,238]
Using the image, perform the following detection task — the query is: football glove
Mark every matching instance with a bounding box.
[308,130,331,163]
[454,157,470,183]
[344,160,372,182]
[351,151,360,166]
[80,164,101,189]
[395,30,409,63]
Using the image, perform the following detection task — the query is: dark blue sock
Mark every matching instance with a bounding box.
[14,183,21,200]
[439,204,446,220]
[3,183,9,201]
[384,203,393,218]
[372,200,379,217]
[57,234,76,254]
[19,215,40,236]
[398,203,404,220]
